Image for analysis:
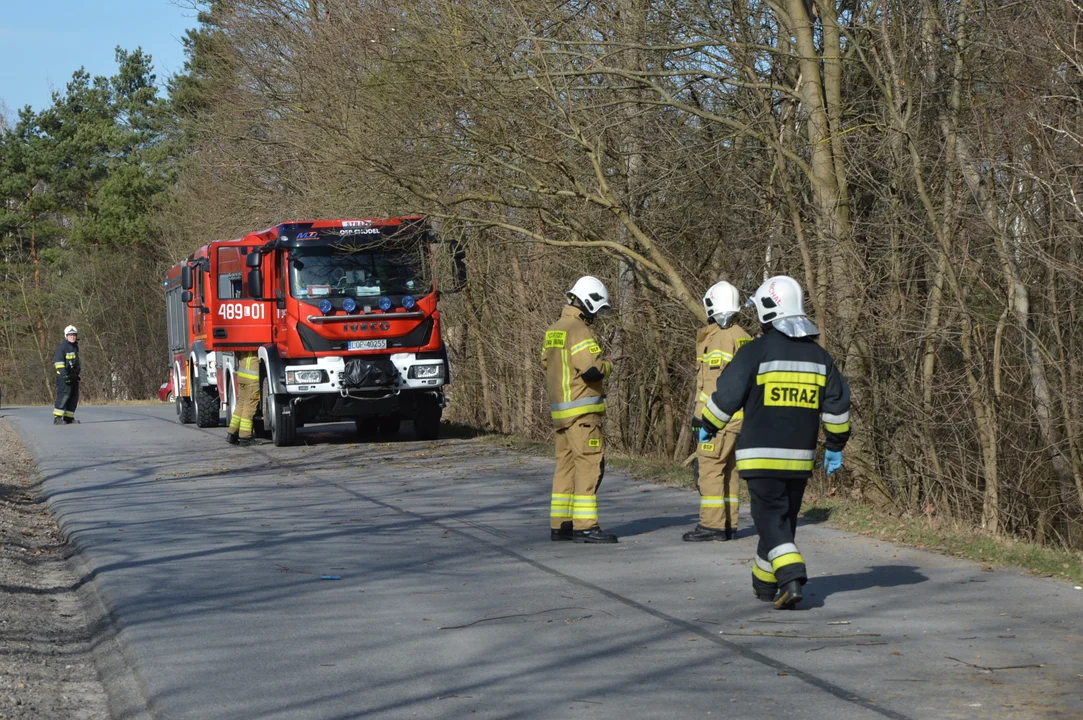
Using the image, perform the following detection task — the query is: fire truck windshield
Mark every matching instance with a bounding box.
[288,246,432,300]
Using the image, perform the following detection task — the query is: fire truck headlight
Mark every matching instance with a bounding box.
[286,370,327,384]
[378,296,393,311]
[408,364,444,379]
[402,295,416,310]
[342,297,357,313]
[318,298,333,314]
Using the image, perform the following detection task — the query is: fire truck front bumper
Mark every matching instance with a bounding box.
[282,354,446,395]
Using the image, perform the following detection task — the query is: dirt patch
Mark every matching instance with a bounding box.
[0,418,111,720]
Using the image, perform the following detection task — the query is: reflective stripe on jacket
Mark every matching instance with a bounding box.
[236,352,260,380]
[541,304,611,429]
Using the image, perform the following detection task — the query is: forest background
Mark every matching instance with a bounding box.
[3,0,1083,551]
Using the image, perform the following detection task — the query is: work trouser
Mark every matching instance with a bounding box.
[694,429,740,532]
[747,476,808,593]
[550,415,605,531]
[228,355,261,439]
[54,377,79,422]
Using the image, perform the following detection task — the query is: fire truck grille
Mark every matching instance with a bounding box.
[341,359,399,389]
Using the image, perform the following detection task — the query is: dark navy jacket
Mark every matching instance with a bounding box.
[701,326,850,479]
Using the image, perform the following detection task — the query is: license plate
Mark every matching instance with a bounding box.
[348,339,387,351]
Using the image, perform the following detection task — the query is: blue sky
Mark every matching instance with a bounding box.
[0,0,199,119]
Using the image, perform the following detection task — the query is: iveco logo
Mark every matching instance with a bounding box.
[344,321,391,332]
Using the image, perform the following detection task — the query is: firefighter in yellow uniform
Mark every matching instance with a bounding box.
[226,351,260,447]
[541,276,617,543]
[685,282,751,541]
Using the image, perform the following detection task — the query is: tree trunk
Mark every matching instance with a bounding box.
[462,285,495,430]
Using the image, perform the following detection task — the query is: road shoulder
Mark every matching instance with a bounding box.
[0,415,148,720]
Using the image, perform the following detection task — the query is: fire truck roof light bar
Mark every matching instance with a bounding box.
[306,311,425,323]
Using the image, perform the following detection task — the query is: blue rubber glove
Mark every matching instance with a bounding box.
[824,449,843,475]
[698,426,714,444]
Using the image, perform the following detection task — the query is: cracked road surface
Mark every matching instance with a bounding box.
[8,404,1083,719]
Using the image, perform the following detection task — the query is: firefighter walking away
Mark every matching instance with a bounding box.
[685,281,751,542]
[699,276,851,609]
[53,325,81,425]
[541,276,618,543]
[226,352,260,446]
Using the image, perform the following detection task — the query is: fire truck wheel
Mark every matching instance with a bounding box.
[414,398,442,441]
[264,377,296,447]
[377,417,401,437]
[194,383,221,428]
[354,418,377,438]
[176,396,194,424]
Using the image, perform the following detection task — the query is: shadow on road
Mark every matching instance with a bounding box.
[802,564,928,608]
[799,505,833,525]
[287,420,482,447]
[608,513,699,537]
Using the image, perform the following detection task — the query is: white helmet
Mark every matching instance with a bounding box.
[748,276,820,337]
[567,276,611,315]
[702,281,740,327]
[64,325,79,336]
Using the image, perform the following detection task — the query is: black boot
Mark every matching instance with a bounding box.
[774,579,804,610]
[753,574,778,603]
[53,416,65,425]
[236,437,254,447]
[572,527,618,544]
[226,432,239,445]
[682,524,732,542]
[550,521,573,542]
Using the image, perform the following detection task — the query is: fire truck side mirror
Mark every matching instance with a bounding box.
[181,290,193,303]
[245,252,262,268]
[247,269,263,299]
[439,242,467,295]
[453,245,467,286]
[431,239,468,295]
[180,265,192,290]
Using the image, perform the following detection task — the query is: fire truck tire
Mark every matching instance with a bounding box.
[414,398,442,441]
[176,396,194,424]
[194,384,221,428]
[264,377,296,446]
[377,417,401,437]
[354,418,377,438]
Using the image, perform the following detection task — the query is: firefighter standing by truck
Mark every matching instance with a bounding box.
[53,325,81,425]
[541,276,618,544]
[699,276,851,609]
[226,351,260,447]
[684,281,751,542]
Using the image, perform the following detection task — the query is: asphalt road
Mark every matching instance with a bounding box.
[7,404,1083,719]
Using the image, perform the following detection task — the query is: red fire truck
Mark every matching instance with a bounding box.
[166,217,458,446]
[165,238,265,428]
